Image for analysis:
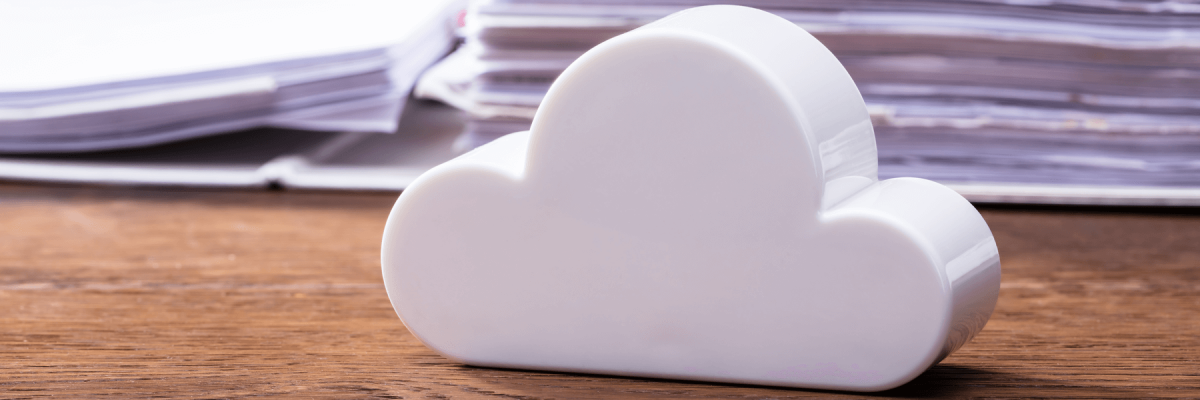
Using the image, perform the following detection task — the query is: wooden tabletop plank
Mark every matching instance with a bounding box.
[1,183,1197,398]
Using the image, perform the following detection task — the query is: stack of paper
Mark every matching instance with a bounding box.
[5,98,1199,206]
[0,99,470,191]
[0,0,462,153]
[413,0,1200,202]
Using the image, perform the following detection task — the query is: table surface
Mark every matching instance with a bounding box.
[2,182,1198,398]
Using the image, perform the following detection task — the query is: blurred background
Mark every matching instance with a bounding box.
[4,0,1200,205]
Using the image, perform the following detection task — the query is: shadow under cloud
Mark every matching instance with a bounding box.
[451,363,1140,399]
[874,363,1141,399]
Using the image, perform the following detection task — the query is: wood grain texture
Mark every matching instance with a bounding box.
[1,182,1198,398]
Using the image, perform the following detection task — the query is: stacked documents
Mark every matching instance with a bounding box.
[0,0,461,153]
[415,0,1200,199]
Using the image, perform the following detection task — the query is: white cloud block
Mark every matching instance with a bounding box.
[382,5,1000,392]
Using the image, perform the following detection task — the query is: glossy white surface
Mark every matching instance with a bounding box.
[382,5,1000,392]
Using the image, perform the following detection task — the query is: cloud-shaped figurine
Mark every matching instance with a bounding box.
[381,5,1000,392]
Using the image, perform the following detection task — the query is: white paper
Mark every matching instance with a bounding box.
[0,0,463,152]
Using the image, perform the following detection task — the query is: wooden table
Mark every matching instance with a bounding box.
[2,182,1197,398]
